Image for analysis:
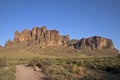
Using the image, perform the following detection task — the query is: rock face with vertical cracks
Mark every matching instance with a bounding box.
[74,36,114,50]
[13,26,70,47]
[4,26,118,54]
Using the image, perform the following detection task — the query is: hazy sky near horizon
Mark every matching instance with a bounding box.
[0,0,120,50]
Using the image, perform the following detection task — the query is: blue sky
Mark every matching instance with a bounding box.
[0,0,120,50]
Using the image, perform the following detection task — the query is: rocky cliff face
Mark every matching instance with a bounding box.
[13,26,69,47]
[4,26,117,52]
[74,36,114,50]
[61,35,70,42]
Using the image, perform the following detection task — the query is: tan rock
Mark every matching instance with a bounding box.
[61,35,70,42]
[5,39,14,46]
[13,26,65,47]
[8,26,117,52]
[75,36,114,50]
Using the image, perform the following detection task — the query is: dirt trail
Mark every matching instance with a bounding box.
[15,65,46,80]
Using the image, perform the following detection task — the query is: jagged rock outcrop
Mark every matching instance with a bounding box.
[13,26,70,47]
[4,26,118,53]
[5,39,14,46]
[74,36,114,50]
[61,35,70,46]
[67,39,79,46]
[61,35,70,42]
[14,29,30,43]
[66,39,79,49]
[0,45,2,48]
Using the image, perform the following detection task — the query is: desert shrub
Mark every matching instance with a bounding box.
[0,66,15,80]
[71,65,78,73]
[28,57,120,80]
[0,58,7,68]
[104,65,120,74]
[77,59,84,66]
[28,57,52,68]
[83,73,120,80]
[116,54,120,58]
[49,74,65,80]
[83,74,97,80]
[43,65,54,74]
[28,57,41,66]
[62,69,77,80]
[43,64,63,75]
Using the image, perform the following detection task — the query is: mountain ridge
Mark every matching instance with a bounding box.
[4,26,119,54]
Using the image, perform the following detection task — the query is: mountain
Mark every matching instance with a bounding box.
[4,26,119,55]
[73,36,114,50]
[5,26,69,48]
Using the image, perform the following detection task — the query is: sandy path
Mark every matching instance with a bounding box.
[15,65,46,80]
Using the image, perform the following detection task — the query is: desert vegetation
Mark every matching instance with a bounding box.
[28,57,120,80]
[0,52,120,80]
[0,57,15,80]
[0,45,120,80]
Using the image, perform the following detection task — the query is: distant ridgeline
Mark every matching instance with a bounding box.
[4,26,119,54]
